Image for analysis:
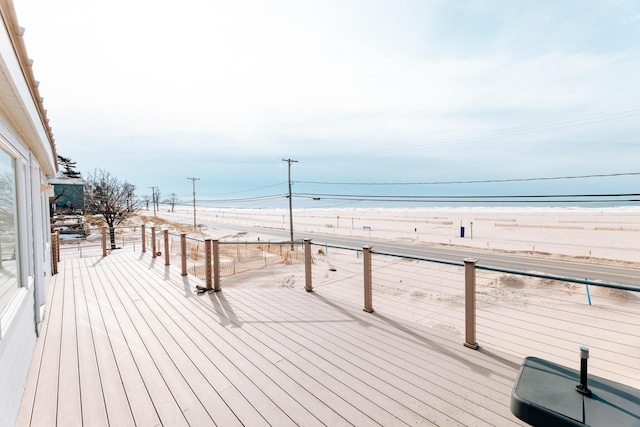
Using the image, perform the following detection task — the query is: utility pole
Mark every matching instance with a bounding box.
[282,158,297,250]
[187,177,200,231]
[148,187,158,216]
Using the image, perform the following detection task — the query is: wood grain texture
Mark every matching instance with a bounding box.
[17,251,527,426]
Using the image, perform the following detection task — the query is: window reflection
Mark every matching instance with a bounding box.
[0,150,19,316]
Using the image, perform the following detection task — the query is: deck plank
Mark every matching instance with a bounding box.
[126,253,524,426]
[243,289,519,426]
[56,260,83,427]
[74,259,110,427]
[77,258,135,427]
[27,261,64,426]
[126,269,362,427]
[112,260,312,427]
[160,282,435,426]
[18,250,532,427]
[14,261,61,427]
[101,260,217,427]
[107,255,272,427]
[84,258,162,427]
[124,258,399,426]
[94,262,190,427]
[111,260,270,427]
[234,290,469,426]
[129,262,390,425]
[201,292,412,426]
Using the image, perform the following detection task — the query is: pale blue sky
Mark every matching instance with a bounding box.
[14,0,640,207]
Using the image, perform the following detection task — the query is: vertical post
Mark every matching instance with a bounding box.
[51,233,58,275]
[304,239,313,292]
[205,239,212,289]
[164,230,170,266]
[141,224,146,253]
[101,227,107,257]
[363,246,374,313]
[151,227,157,258]
[282,158,297,250]
[55,230,61,262]
[180,233,187,276]
[212,239,221,292]
[464,258,479,349]
[187,177,200,231]
[576,346,592,396]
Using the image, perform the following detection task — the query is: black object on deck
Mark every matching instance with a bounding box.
[510,355,640,426]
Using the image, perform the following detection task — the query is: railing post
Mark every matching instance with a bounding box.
[55,230,61,262]
[51,233,58,275]
[363,245,374,313]
[141,224,146,253]
[464,258,479,349]
[102,227,107,257]
[164,230,170,266]
[180,233,187,276]
[151,226,157,258]
[205,238,212,289]
[304,239,313,292]
[212,239,221,292]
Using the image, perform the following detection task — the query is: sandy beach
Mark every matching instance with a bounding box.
[165,206,640,265]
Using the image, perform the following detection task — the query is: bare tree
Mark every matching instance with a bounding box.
[152,189,161,213]
[142,195,150,210]
[123,182,136,212]
[164,193,179,212]
[84,169,138,249]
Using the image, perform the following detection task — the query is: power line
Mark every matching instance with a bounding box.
[293,192,640,205]
[296,172,640,186]
[294,192,640,199]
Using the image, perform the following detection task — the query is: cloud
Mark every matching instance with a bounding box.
[14,0,640,200]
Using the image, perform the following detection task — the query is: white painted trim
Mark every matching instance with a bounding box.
[0,14,55,173]
[0,130,28,162]
[0,287,27,339]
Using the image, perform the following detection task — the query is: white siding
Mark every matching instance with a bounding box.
[0,1,56,425]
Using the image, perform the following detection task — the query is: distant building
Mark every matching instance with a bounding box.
[0,1,58,425]
[50,176,85,214]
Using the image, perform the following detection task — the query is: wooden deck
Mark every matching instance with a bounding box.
[16,251,526,426]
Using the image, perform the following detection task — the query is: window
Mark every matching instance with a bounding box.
[0,149,19,316]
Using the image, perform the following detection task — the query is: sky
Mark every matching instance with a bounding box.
[13,0,640,208]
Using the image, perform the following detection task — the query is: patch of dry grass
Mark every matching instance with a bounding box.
[82,213,194,235]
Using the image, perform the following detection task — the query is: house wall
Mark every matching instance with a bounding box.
[0,285,38,427]
[0,137,52,427]
[0,140,52,427]
[0,1,57,425]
